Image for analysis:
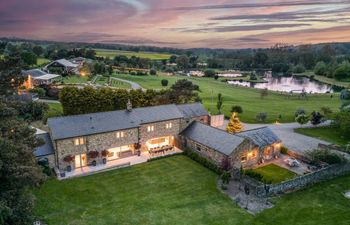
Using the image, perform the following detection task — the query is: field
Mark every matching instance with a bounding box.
[112,73,341,123]
[246,164,298,184]
[37,57,50,65]
[62,75,90,84]
[95,48,172,60]
[295,126,350,147]
[33,155,350,225]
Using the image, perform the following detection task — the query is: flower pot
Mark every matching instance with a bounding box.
[66,165,72,172]
[102,158,107,164]
[137,151,141,156]
[60,172,66,177]
[92,160,97,166]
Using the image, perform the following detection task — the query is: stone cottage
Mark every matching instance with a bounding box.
[34,103,281,177]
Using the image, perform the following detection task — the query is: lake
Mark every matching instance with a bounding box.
[227,74,339,93]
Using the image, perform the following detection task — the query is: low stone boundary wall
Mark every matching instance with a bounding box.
[255,163,350,197]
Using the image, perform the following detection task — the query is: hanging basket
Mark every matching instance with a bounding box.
[89,151,99,159]
[63,155,74,163]
[101,150,109,157]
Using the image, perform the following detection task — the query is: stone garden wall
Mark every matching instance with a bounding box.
[255,163,350,197]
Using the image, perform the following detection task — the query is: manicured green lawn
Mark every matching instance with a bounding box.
[37,57,50,66]
[95,49,172,60]
[62,75,90,84]
[113,73,341,123]
[47,102,63,113]
[33,155,350,225]
[110,78,131,89]
[295,126,350,146]
[247,164,298,184]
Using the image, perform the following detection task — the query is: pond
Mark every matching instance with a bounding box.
[227,73,341,93]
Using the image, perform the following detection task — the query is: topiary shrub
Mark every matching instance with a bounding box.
[280,146,289,154]
[161,79,169,87]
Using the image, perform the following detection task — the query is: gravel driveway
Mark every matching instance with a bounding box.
[220,120,332,154]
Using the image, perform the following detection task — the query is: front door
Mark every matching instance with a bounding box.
[75,153,87,168]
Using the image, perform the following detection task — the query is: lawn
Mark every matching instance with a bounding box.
[295,126,350,147]
[33,155,350,225]
[95,48,172,60]
[37,57,50,66]
[294,71,350,88]
[112,73,341,123]
[246,164,298,184]
[62,75,90,84]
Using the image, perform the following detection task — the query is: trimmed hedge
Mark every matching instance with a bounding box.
[280,146,289,154]
[147,152,183,162]
[183,148,223,174]
[244,170,264,182]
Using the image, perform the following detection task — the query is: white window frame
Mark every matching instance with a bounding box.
[166,122,173,129]
[116,131,125,138]
[74,137,84,146]
[147,125,154,132]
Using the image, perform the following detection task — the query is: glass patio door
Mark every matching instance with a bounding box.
[75,153,87,168]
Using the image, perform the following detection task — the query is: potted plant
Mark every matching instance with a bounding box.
[101,150,109,164]
[88,151,99,166]
[63,155,74,172]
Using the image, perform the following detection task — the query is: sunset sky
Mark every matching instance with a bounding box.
[1,0,350,48]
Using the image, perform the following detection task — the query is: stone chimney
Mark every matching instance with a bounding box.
[126,99,132,112]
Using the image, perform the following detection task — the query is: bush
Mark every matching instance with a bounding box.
[293,64,306,73]
[204,69,216,77]
[184,148,222,174]
[150,69,157,75]
[340,89,350,100]
[221,171,231,184]
[231,105,243,113]
[306,149,347,165]
[314,61,327,75]
[256,112,267,122]
[161,79,169,87]
[295,108,306,117]
[29,87,46,97]
[280,146,289,154]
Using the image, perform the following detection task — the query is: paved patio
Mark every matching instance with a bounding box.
[58,148,182,180]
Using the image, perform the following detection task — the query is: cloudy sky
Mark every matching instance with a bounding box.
[1,0,350,48]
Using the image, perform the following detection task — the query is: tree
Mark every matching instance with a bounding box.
[334,61,350,80]
[256,112,267,122]
[32,46,44,56]
[150,69,157,75]
[216,93,223,114]
[204,69,216,77]
[0,102,45,225]
[21,51,37,66]
[176,55,190,70]
[0,56,24,96]
[295,114,309,126]
[231,105,243,114]
[333,112,350,138]
[161,79,168,86]
[226,112,243,133]
[310,111,324,125]
[314,61,327,76]
[340,89,350,100]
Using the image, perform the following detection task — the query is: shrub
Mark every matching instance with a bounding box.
[280,146,289,154]
[256,112,267,122]
[306,149,347,165]
[310,111,324,125]
[204,69,216,77]
[340,89,350,100]
[184,148,222,174]
[293,64,306,73]
[150,69,157,75]
[221,171,231,184]
[161,79,169,87]
[29,87,46,97]
[295,108,306,117]
[231,105,243,113]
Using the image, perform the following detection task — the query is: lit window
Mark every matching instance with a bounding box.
[74,137,84,146]
[116,132,125,138]
[147,125,154,132]
[166,122,173,129]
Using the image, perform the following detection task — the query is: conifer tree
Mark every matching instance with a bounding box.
[226,112,243,133]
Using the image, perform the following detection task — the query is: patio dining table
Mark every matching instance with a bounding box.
[149,145,173,154]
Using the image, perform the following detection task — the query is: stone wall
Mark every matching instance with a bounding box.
[179,115,209,132]
[184,138,227,165]
[55,127,138,169]
[255,163,350,197]
[37,154,56,168]
[139,119,181,151]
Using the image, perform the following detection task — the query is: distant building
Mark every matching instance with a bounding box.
[44,59,80,75]
[188,70,204,77]
[21,69,61,89]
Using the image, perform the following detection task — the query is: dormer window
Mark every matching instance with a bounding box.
[116,132,125,138]
[165,122,172,129]
[147,125,154,132]
[74,137,85,146]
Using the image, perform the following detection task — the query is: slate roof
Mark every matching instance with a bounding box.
[236,127,281,148]
[176,103,209,118]
[22,69,47,78]
[34,133,55,157]
[48,104,185,140]
[55,59,78,68]
[180,121,245,156]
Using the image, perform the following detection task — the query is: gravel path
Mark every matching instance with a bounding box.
[110,77,143,90]
[220,120,332,154]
